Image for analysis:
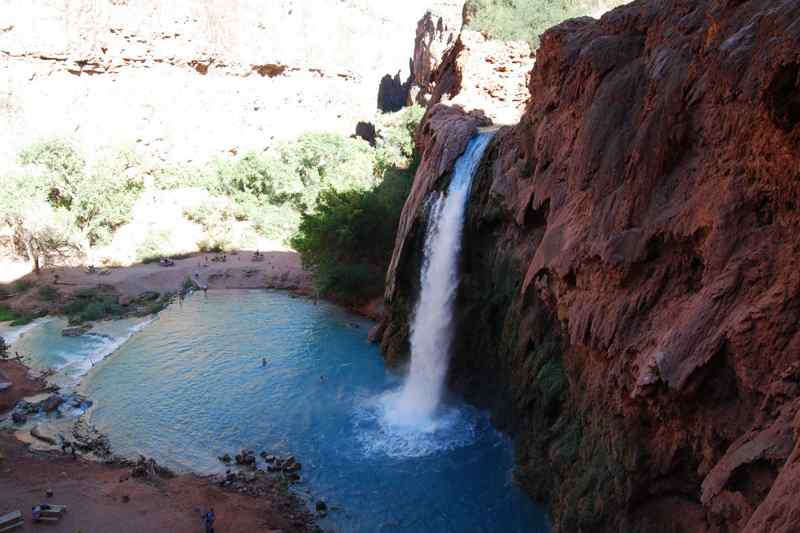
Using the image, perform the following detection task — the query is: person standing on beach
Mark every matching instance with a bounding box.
[203,508,215,533]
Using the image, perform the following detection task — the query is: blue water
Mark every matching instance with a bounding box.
[13,290,549,533]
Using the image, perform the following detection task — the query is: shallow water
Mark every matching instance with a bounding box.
[15,290,549,533]
[7,315,154,388]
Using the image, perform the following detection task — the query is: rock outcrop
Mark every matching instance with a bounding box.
[383,0,800,531]
[407,6,463,106]
[0,0,464,166]
[427,30,534,124]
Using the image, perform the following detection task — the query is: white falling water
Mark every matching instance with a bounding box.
[386,131,495,427]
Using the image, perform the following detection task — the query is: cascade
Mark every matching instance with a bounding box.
[388,131,494,426]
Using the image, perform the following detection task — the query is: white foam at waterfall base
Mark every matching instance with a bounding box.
[354,390,479,459]
[361,132,494,456]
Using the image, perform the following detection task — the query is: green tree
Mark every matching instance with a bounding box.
[374,105,425,175]
[0,173,84,273]
[464,0,628,50]
[16,139,144,245]
[17,137,85,208]
[268,133,377,211]
[291,162,416,301]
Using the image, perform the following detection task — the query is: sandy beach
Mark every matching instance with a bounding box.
[4,250,315,314]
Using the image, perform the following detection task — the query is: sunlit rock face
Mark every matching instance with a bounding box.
[427,30,534,125]
[0,0,464,166]
[407,4,463,106]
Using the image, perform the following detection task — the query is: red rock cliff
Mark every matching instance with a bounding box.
[382,0,800,531]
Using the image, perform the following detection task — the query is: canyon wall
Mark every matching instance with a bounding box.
[382,0,800,531]
[0,0,464,166]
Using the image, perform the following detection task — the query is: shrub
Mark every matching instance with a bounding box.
[151,163,217,191]
[317,261,384,302]
[9,314,35,326]
[196,240,225,253]
[79,301,108,322]
[374,105,425,175]
[464,0,629,50]
[291,161,416,301]
[250,204,302,242]
[17,138,85,208]
[141,252,194,264]
[38,285,59,302]
[13,280,32,293]
[0,305,18,322]
[264,133,378,212]
[136,229,174,263]
[15,140,143,246]
[63,287,123,323]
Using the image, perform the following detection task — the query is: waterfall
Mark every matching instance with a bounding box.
[388,131,494,427]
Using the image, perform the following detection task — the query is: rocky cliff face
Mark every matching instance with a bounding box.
[406,2,533,124]
[382,0,800,531]
[426,30,534,124]
[0,0,463,166]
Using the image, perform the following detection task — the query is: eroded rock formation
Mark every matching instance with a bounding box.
[427,30,534,124]
[383,0,800,531]
[407,6,463,105]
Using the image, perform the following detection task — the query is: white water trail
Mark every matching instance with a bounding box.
[386,132,494,428]
[0,317,53,347]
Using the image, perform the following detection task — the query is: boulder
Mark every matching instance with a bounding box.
[15,400,36,414]
[234,449,256,467]
[62,324,91,337]
[30,424,57,445]
[41,394,64,413]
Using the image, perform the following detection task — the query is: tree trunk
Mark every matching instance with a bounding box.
[22,238,39,275]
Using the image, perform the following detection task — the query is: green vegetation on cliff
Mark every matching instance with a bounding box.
[292,163,416,302]
[464,0,628,49]
[291,105,423,302]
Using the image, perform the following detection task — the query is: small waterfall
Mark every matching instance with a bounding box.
[388,131,494,427]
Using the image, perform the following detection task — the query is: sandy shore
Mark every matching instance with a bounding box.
[0,435,318,533]
[5,250,315,314]
[0,360,51,415]
[0,359,320,533]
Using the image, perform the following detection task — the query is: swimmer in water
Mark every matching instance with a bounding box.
[262,357,266,367]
